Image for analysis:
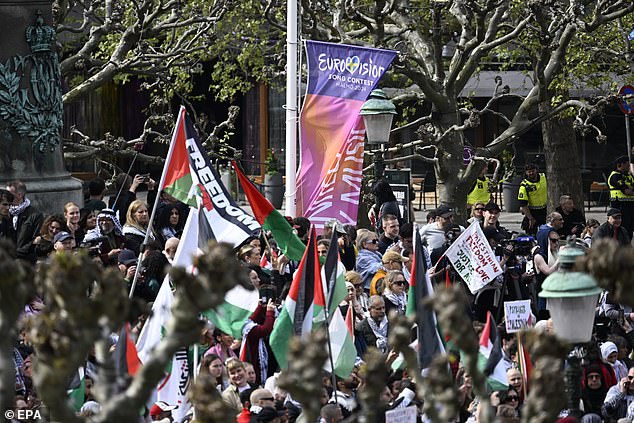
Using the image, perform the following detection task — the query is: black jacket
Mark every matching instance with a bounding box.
[593,222,631,246]
[14,206,43,263]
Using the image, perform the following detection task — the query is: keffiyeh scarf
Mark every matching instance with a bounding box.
[9,197,30,229]
[367,315,389,353]
[384,291,407,314]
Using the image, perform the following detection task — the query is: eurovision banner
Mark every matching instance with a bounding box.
[444,222,503,293]
[296,41,396,232]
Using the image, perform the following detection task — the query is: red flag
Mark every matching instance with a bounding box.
[345,303,354,341]
[517,332,533,397]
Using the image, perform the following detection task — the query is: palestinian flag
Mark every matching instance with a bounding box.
[320,229,356,378]
[233,160,306,262]
[406,226,445,369]
[517,332,532,397]
[478,312,509,391]
[67,366,85,411]
[158,107,197,207]
[157,106,261,246]
[270,227,325,370]
[114,323,141,380]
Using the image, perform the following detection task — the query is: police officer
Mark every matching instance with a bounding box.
[607,155,634,237]
[467,167,493,212]
[518,163,547,236]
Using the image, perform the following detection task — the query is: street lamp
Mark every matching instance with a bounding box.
[539,243,601,343]
[359,89,397,180]
[539,241,602,418]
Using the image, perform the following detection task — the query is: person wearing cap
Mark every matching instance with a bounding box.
[149,400,177,421]
[254,406,285,423]
[419,205,455,251]
[53,231,75,253]
[608,156,634,237]
[518,163,547,236]
[481,202,511,238]
[593,208,631,246]
[378,214,400,254]
[369,250,409,296]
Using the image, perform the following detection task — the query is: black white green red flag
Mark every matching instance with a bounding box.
[478,311,509,391]
[406,226,445,369]
[157,106,260,246]
[233,161,306,262]
[270,227,325,370]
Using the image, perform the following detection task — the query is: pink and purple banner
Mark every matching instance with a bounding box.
[296,41,396,232]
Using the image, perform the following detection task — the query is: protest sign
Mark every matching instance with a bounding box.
[504,300,532,333]
[444,222,503,293]
[385,405,417,423]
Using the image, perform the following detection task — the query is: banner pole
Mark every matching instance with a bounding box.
[129,107,185,299]
[284,0,298,217]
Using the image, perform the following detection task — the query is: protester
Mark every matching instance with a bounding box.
[205,328,238,363]
[355,229,382,291]
[199,353,229,392]
[419,205,454,250]
[601,367,634,421]
[222,359,255,413]
[6,180,43,263]
[368,180,402,230]
[468,202,486,225]
[382,270,407,316]
[156,205,183,243]
[241,299,277,386]
[356,295,389,354]
[378,214,400,254]
[593,208,631,246]
[83,177,107,212]
[555,195,585,237]
[83,208,125,266]
[33,215,65,259]
[64,202,81,240]
[122,200,154,255]
[149,400,177,422]
[0,189,14,240]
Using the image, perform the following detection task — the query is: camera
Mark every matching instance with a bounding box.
[140,173,151,183]
[259,284,276,304]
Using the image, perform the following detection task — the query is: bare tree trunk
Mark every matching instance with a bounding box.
[540,99,584,215]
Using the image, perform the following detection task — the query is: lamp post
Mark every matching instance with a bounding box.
[359,89,397,181]
[539,242,602,418]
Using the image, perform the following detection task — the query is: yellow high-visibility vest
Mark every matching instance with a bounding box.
[608,170,634,201]
[518,173,547,209]
[467,177,492,205]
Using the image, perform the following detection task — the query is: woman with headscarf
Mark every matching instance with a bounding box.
[601,341,628,380]
[581,363,609,417]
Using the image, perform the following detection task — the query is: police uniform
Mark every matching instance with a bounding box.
[467,176,492,206]
[518,173,547,235]
[608,169,634,236]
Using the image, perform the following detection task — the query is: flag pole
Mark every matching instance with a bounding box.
[129,106,186,298]
[284,0,298,217]
[321,293,339,404]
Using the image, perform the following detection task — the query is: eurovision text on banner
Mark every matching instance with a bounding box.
[297,41,396,233]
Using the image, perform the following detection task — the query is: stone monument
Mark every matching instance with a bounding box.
[0,1,82,212]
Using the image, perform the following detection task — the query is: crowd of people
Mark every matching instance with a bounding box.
[6,158,634,423]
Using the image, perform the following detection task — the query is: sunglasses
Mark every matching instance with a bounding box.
[587,374,601,380]
[506,396,519,402]
[475,208,485,211]
[393,281,407,286]
[260,397,275,402]
[367,239,379,244]
[549,237,560,242]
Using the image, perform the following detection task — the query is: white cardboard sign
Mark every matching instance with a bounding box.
[504,300,532,333]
